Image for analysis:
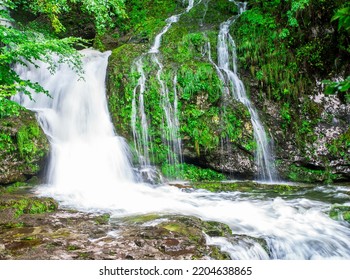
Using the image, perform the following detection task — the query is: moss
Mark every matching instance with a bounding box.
[161,221,202,243]
[3,197,58,218]
[67,245,80,251]
[202,221,232,237]
[287,164,341,183]
[1,222,25,229]
[192,181,250,192]
[122,214,161,224]
[327,128,350,161]
[1,182,27,194]
[208,246,231,260]
[162,163,226,181]
[94,213,110,225]
[329,205,350,222]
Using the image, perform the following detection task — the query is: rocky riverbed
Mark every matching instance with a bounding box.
[0,184,239,260]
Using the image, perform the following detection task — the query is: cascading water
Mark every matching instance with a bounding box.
[131,0,200,179]
[13,50,137,203]
[215,2,277,182]
[14,49,350,259]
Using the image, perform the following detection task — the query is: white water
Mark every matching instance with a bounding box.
[131,57,151,168]
[13,49,350,260]
[215,2,277,181]
[13,50,136,198]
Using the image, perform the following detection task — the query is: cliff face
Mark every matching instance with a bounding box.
[233,0,350,182]
[106,0,349,182]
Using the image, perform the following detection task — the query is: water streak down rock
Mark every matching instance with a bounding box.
[215,2,278,181]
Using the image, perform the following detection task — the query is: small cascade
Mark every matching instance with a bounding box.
[131,0,200,180]
[131,57,151,168]
[215,2,277,181]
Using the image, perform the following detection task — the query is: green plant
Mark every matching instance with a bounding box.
[161,163,226,181]
[329,205,350,222]
[17,124,42,162]
[332,7,350,31]
[280,103,291,129]
[8,198,58,217]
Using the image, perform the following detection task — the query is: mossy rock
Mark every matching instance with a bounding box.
[0,108,49,185]
[121,214,161,224]
[285,164,341,183]
[329,205,350,223]
[3,197,58,217]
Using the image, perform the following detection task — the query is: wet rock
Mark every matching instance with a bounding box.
[0,189,243,260]
[0,109,49,185]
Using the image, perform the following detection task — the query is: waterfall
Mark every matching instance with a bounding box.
[215,2,277,181]
[13,49,350,260]
[13,50,137,201]
[131,0,200,180]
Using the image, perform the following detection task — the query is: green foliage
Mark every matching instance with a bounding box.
[117,0,177,40]
[177,63,224,155]
[287,164,339,183]
[161,163,226,181]
[327,128,350,160]
[0,98,22,117]
[280,103,291,129]
[332,7,350,31]
[296,40,324,71]
[17,123,43,162]
[323,76,350,103]
[0,131,15,153]
[177,63,221,103]
[94,213,110,225]
[9,0,126,34]
[4,197,58,217]
[1,3,86,115]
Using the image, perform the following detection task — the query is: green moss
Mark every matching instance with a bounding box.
[67,245,80,251]
[1,222,25,229]
[287,164,340,183]
[192,181,240,192]
[327,128,350,161]
[0,132,16,154]
[162,163,226,181]
[17,123,45,163]
[4,197,58,217]
[202,221,232,237]
[94,213,110,225]
[1,182,27,194]
[122,214,161,224]
[329,205,350,222]
[161,221,201,243]
[208,246,231,260]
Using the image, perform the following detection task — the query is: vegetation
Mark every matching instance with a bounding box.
[234,0,349,127]
[0,197,57,217]
[0,0,127,116]
[162,163,226,181]
[329,205,350,222]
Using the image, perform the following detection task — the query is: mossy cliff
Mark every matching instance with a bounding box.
[107,0,349,182]
[0,107,49,185]
[107,0,256,179]
[232,0,350,182]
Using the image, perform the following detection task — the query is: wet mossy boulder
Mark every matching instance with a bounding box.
[0,108,49,185]
[329,205,350,223]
